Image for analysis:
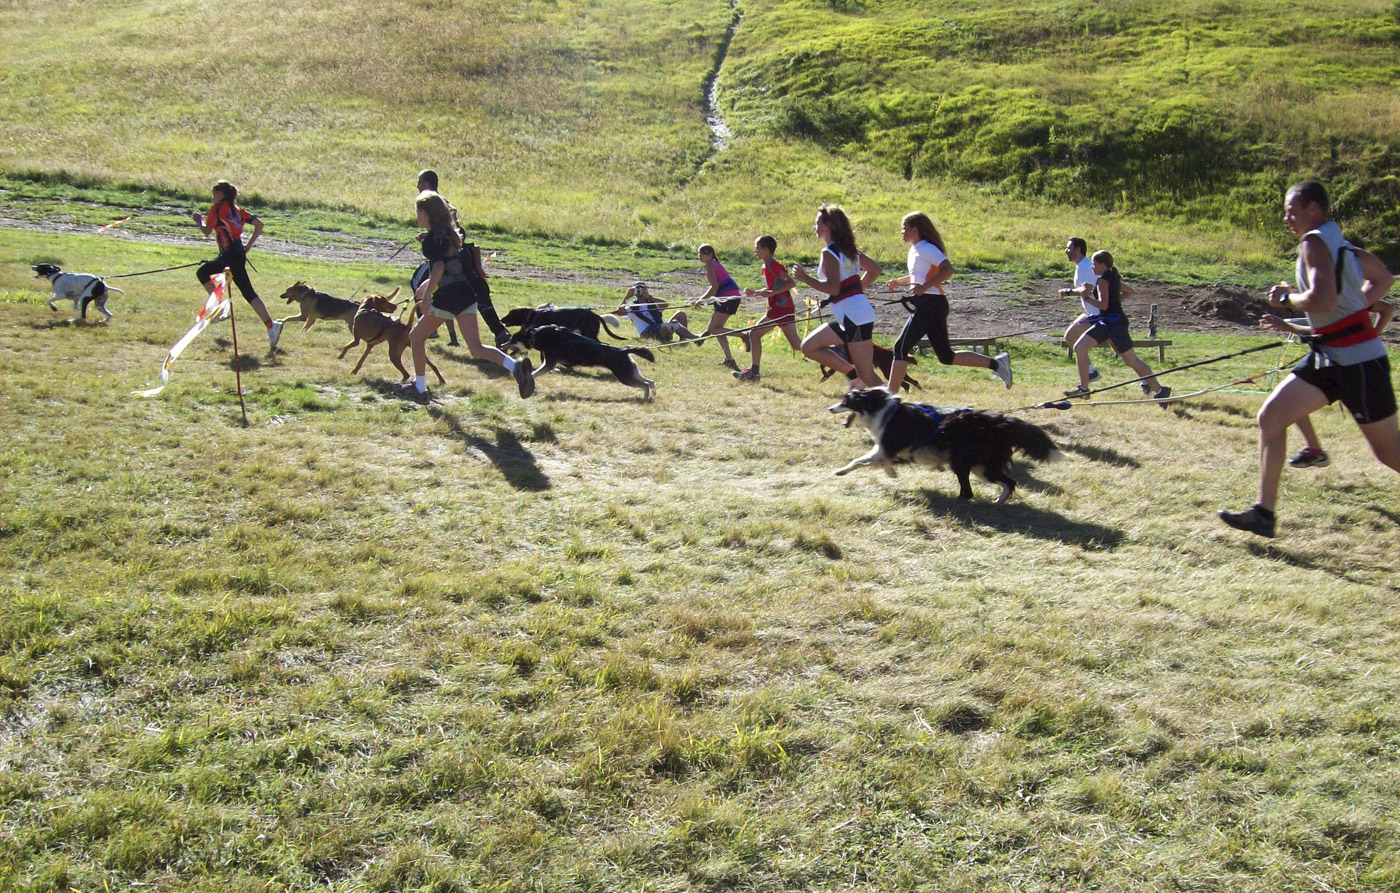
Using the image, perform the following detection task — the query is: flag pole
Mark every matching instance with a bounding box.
[223,269,249,427]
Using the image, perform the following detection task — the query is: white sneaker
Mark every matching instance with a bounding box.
[992,352,1013,389]
[267,320,284,351]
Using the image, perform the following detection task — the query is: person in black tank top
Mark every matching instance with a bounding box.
[399,191,534,402]
[1065,251,1170,405]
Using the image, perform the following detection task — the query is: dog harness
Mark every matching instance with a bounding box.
[907,403,959,451]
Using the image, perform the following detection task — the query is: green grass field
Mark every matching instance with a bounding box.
[5,0,1400,888]
[2,225,1399,890]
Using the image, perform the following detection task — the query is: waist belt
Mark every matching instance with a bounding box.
[1305,308,1377,348]
[832,275,863,303]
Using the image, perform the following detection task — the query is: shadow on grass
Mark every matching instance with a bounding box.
[1059,441,1142,468]
[539,391,646,405]
[427,406,551,491]
[1245,540,1399,592]
[1369,505,1400,529]
[910,488,1124,550]
[435,351,511,378]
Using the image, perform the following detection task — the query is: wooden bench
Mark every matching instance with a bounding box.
[917,336,1000,357]
[1060,339,1172,362]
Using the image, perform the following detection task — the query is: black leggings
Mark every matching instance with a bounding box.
[893,295,953,364]
[197,245,259,304]
[467,273,506,337]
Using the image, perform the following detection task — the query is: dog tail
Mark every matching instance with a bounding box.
[625,346,656,363]
[600,313,627,340]
[1005,416,1061,462]
[107,285,126,295]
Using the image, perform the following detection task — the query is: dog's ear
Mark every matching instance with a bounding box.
[385,286,401,300]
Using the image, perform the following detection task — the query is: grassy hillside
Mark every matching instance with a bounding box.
[3,0,1398,274]
[2,229,1399,890]
[725,0,1400,260]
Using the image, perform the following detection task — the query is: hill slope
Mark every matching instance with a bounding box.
[2,0,1398,270]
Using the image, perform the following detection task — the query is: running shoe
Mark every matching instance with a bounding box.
[738,331,752,352]
[1288,447,1330,468]
[1154,386,1172,408]
[267,320,284,351]
[992,352,1013,389]
[1218,506,1276,538]
[394,382,431,405]
[1088,366,1101,382]
[733,367,759,381]
[513,356,536,398]
[1064,384,1090,399]
[720,358,740,371]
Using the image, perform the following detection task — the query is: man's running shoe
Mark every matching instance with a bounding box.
[1288,447,1330,468]
[1218,506,1276,538]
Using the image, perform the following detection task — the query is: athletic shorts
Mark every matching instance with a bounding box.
[830,294,875,344]
[712,296,741,316]
[639,323,676,343]
[1292,352,1396,424]
[429,282,478,318]
[1085,315,1134,353]
[893,295,950,363]
[768,293,795,318]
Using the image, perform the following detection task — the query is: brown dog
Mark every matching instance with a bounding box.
[819,344,921,392]
[279,281,361,334]
[338,289,444,384]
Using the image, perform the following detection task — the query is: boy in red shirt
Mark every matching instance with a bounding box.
[736,235,803,381]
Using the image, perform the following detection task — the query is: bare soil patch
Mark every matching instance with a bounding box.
[6,210,1393,345]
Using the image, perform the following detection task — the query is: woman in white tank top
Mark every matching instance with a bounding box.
[792,205,884,388]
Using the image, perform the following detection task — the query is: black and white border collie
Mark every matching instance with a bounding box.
[829,387,1063,503]
[32,263,123,322]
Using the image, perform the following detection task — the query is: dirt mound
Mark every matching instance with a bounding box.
[1187,286,1272,325]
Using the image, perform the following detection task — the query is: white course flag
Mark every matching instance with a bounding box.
[131,273,232,398]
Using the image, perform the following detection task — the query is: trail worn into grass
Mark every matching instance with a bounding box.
[5,196,1363,347]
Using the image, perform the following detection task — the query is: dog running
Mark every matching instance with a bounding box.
[32,263,124,322]
[278,281,361,334]
[338,289,444,385]
[506,324,656,400]
[819,343,921,392]
[829,387,1062,503]
[499,304,627,341]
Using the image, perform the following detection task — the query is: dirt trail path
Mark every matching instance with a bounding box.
[8,210,1387,344]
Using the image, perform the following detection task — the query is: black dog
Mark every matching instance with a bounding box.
[829,387,1062,503]
[507,325,656,400]
[499,305,627,341]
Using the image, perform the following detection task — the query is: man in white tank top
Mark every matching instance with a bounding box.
[1059,237,1101,382]
[1219,180,1398,538]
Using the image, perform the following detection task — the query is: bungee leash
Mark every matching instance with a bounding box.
[1062,340,1284,399]
[106,261,203,279]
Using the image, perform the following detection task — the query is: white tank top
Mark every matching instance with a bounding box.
[1297,221,1384,364]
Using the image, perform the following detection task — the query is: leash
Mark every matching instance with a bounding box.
[620,308,829,353]
[1061,340,1284,399]
[1015,352,1302,412]
[106,261,203,280]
